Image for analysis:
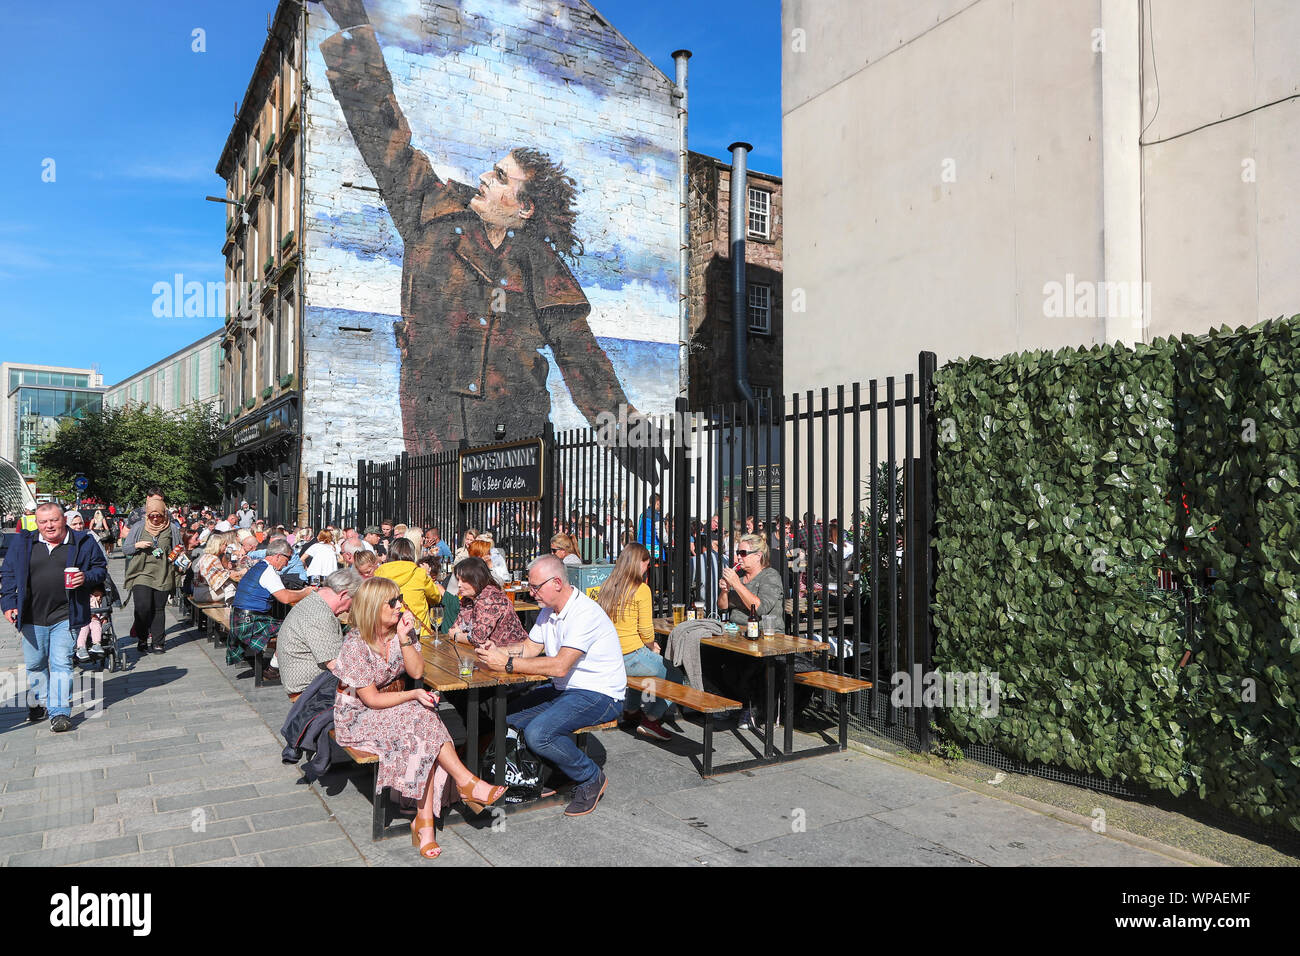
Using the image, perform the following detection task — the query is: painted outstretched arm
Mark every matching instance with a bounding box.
[320,0,450,238]
[539,305,666,484]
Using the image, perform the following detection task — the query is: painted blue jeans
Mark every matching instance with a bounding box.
[622,646,685,720]
[506,684,621,786]
[21,620,75,718]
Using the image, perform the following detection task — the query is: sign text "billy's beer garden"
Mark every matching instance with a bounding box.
[458,439,546,502]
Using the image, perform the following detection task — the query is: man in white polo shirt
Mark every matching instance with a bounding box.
[476,554,624,816]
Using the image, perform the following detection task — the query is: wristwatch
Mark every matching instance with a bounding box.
[505,656,514,674]
[401,636,420,647]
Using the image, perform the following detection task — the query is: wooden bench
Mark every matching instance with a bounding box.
[199,602,276,687]
[324,676,412,841]
[624,676,741,776]
[573,720,618,756]
[198,604,231,650]
[793,671,873,750]
[327,730,393,841]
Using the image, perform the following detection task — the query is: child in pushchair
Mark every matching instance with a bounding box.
[74,578,122,672]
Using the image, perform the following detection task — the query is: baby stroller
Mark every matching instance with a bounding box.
[76,574,123,673]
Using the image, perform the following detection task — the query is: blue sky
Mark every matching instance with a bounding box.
[0,0,780,387]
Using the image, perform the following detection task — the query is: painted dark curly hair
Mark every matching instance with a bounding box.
[510,147,584,264]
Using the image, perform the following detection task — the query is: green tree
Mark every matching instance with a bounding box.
[35,404,221,507]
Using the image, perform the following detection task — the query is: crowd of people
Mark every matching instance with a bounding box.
[3,490,864,858]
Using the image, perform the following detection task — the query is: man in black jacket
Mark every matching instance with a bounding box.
[1,503,108,731]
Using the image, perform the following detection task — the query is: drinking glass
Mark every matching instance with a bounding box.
[671,603,685,626]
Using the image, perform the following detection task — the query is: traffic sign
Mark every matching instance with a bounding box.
[74,475,89,492]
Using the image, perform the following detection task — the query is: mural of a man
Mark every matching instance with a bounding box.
[320,0,641,455]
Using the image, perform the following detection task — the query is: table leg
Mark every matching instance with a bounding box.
[466,688,480,778]
[764,659,775,760]
[493,685,508,788]
[783,655,795,755]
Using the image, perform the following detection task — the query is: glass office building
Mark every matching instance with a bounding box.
[2,366,104,478]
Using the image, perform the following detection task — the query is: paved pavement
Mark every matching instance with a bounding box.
[0,558,1197,866]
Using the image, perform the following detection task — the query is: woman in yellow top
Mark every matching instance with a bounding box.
[596,543,682,742]
[375,537,443,634]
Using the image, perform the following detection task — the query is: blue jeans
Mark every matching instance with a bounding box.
[22,621,75,718]
[622,646,685,720]
[506,684,621,786]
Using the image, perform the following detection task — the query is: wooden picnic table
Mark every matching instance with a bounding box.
[418,637,545,789]
[653,617,830,762]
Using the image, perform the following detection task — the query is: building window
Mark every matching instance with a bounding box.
[262,309,276,390]
[747,187,770,240]
[191,353,201,402]
[279,292,295,381]
[747,283,771,334]
[172,362,182,409]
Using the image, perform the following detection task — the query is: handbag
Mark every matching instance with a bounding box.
[481,727,545,803]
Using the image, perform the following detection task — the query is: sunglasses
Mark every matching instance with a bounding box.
[549,547,566,555]
[385,597,403,609]
[735,550,755,558]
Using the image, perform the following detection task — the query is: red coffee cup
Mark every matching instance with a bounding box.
[64,567,79,589]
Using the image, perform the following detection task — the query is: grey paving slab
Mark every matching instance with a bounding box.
[141,817,253,850]
[872,790,1153,866]
[171,836,241,866]
[257,838,364,866]
[737,815,982,866]
[0,831,46,858]
[454,801,727,867]
[34,754,136,777]
[248,804,336,831]
[0,810,87,838]
[8,834,141,866]
[646,769,883,848]
[1027,841,1185,866]
[234,820,347,854]
[111,734,201,753]
[156,784,262,812]
[72,849,173,867]
[193,855,263,867]
[44,820,124,849]
[211,791,323,822]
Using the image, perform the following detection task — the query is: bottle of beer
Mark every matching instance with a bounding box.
[746,602,760,640]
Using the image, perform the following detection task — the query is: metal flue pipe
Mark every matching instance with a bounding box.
[673,50,692,402]
[729,141,756,407]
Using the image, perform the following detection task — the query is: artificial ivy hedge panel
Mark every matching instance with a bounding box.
[934,317,1300,831]
[1173,321,1300,829]
[933,341,1186,786]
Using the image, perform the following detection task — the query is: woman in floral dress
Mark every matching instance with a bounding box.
[334,577,507,859]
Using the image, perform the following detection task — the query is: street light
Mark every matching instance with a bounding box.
[205,195,248,225]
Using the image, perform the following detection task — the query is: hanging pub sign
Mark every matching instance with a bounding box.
[459,438,546,503]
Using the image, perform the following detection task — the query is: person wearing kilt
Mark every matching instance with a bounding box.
[229,538,313,680]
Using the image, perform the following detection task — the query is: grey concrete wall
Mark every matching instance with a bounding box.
[782,0,1106,395]
[782,0,1300,395]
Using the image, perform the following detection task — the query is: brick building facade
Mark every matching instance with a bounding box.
[687,150,783,409]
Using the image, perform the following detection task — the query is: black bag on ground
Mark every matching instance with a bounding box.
[481,727,545,804]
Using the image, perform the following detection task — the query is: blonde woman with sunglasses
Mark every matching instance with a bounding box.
[333,577,505,860]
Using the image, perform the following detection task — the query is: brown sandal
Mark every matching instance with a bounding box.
[410,816,440,859]
[457,776,508,814]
